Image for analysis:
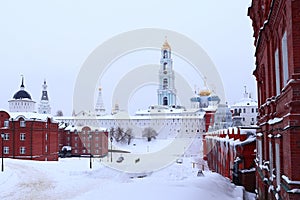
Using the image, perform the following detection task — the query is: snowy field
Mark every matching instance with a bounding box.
[0,137,253,200]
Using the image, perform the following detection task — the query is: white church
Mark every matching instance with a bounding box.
[8,76,51,114]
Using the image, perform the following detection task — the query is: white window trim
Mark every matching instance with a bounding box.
[282,31,289,85]
[269,140,273,181]
[4,133,9,140]
[275,142,281,187]
[20,147,26,154]
[275,48,281,95]
[4,146,9,154]
[258,139,263,167]
[20,133,26,141]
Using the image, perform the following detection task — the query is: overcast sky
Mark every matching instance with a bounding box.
[0,0,255,116]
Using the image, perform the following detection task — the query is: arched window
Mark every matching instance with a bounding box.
[163,50,168,58]
[163,62,167,71]
[163,97,168,105]
[163,78,168,89]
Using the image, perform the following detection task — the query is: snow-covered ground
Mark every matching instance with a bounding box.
[0,137,253,200]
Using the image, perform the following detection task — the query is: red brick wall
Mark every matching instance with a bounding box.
[249,0,300,199]
[0,111,59,161]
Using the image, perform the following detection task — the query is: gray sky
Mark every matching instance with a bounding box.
[0,0,255,116]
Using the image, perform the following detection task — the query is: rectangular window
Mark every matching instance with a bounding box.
[275,48,281,95]
[4,147,9,154]
[20,147,26,154]
[4,133,9,140]
[20,120,26,127]
[4,120,9,127]
[275,143,281,187]
[45,133,48,141]
[45,145,48,153]
[282,31,289,85]
[20,133,26,141]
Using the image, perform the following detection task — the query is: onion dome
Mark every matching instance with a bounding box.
[199,89,211,96]
[13,76,32,100]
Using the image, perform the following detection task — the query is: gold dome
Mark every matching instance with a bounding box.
[199,89,211,96]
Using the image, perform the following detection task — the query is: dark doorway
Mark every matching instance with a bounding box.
[163,97,168,105]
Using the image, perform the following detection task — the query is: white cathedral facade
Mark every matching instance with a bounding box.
[9,76,51,114]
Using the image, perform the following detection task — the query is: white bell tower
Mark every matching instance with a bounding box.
[157,38,176,106]
[38,80,51,114]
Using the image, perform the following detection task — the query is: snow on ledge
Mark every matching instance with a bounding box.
[282,175,300,185]
[288,189,300,194]
[268,117,283,125]
[257,132,263,137]
[240,167,255,173]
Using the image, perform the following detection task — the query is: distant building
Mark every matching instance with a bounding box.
[231,89,258,126]
[59,39,207,136]
[249,0,300,199]
[94,87,106,116]
[209,103,232,131]
[8,76,36,112]
[0,110,59,161]
[38,80,51,114]
[1,77,58,161]
[58,124,108,157]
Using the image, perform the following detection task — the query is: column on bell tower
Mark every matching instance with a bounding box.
[157,38,177,106]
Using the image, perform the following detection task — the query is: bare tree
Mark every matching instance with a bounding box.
[142,127,158,142]
[111,127,134,145]
[56,110,63,116]
[124,128,133,145]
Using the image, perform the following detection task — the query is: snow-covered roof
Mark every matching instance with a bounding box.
[230,92,258,108]
[6,111,57,123]
[234,135,256,146]
[63,124,107,132]
[231,98,257,107]
[55,109,205,121]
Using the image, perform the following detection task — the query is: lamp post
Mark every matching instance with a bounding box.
[88,133,92,169]
[1,133,5,172]
[110,136,113,162]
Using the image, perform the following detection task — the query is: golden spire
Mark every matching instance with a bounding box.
[162,36,171,50]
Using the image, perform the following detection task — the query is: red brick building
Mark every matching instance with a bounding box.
[0,110,59,161]
[58,124,108,157]
[248,0,300,199]
[203,127,256,192]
